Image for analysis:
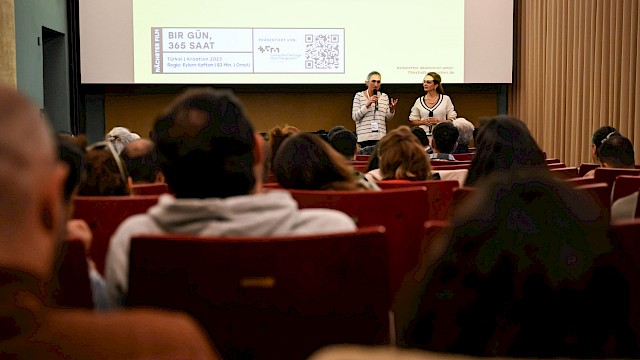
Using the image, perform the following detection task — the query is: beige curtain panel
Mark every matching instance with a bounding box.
[509,0,639,166]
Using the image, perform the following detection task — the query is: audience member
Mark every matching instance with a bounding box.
[0,85,219,359]
[464,115,547,186]
[602,135,639,221]
[121,138,161,184]
[366,126,435,182]
[77,141,131,196]
[402,169,639,357]
[106,126,141,154]
[327,125,348,139]
[105,88,356,307]
[429,122,459,160]
[330,129,358,160]
[590,125,618,163]
[274,132,374,190]
[411,126,432,154]
[57,135,109,309]
[267,124,300,173]
[452,117,474,154]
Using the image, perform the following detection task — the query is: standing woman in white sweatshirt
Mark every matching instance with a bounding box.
[409,72,457,135]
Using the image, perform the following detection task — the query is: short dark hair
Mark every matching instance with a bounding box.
[411,126,429,147]
[152,87,256,198]
[597,135,635,168]
[329,130,357,159]
[121,139,157,184]
[57,135,86,202]
[431,122,459,154]
[327,125,348,139]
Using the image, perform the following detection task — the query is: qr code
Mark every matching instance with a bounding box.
[305,34,340,69]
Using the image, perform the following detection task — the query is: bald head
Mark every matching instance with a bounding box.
[0,86,65,278]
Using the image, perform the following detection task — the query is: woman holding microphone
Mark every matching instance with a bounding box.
[409,72,457,135]
[352,71,398,148]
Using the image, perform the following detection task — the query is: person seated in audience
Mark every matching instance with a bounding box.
[274,132,376,190]
[429,122,459,160]
[106,126,141,154]
[365,126,437,182]
[0,85,219,359]
[464,115,547,186]
[583,126,618,177]
[452,117,475,154]
[327,125,348,139]
[267,124,299,175]
[57,135,110,309]
[401,168,640,357]
[601,135,638,221]
[77,141,131,196]
[584,132,634,178]
[105,88,357,307]
[121,138,164,184]
[330,129,359,160]
[411,126,433,154]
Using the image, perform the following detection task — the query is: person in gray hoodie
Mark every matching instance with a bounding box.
[104,87,357,308]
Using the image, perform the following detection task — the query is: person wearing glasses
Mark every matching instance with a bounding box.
[409,72,457,135]
[352,71,398,148]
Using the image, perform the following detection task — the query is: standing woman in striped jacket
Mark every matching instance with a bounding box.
[352,71,398,148]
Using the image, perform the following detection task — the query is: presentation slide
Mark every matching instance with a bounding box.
[133,0,464,84]
[79,0,513,84]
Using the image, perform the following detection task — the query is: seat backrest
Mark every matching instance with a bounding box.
[355,154,370,162]
[610,218,640,266]
[72,195,160,274]
[565,176,598,186]
[575,182,611,217]
[130,183,169,195]
[547,162,567,169]
[550,167,579,179]
[611,175,640,204]
[287,186,452,295]
[578,163,600,177]
[593,168,640,189]
[127,226,390,360]
[431,164,470,171]
[452,153,474,161]
[545,158,561,164]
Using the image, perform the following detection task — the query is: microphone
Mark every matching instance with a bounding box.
[373,89,378,111]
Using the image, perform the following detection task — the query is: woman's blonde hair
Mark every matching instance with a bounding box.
[378,126,432,181]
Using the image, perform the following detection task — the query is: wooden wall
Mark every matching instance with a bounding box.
[103,84,501,138]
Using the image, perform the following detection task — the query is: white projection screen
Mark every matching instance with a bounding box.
[80,0,513,84]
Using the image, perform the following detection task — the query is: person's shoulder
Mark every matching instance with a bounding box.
[40,308,219,359]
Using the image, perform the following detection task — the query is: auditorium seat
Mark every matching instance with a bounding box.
[575,182,611,218]
[287,187,430,296]
[430,163,470,171]
[452,153,474,161]
[547,162,568,169]
[610,218,640,266]
[130,183,169,195]
[578,163,600,177]
[72,195,160,274]
[566,177,598,186]
[355,154,370,162]
[451,186,475,216]
[545,158,561,164]
[593,168,640,189]
[611,175,640,204]
[127,226,390,360]
[550,167,579,179]
[371,180,458,221]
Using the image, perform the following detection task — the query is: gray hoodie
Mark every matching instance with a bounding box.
[104,190,356,307]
